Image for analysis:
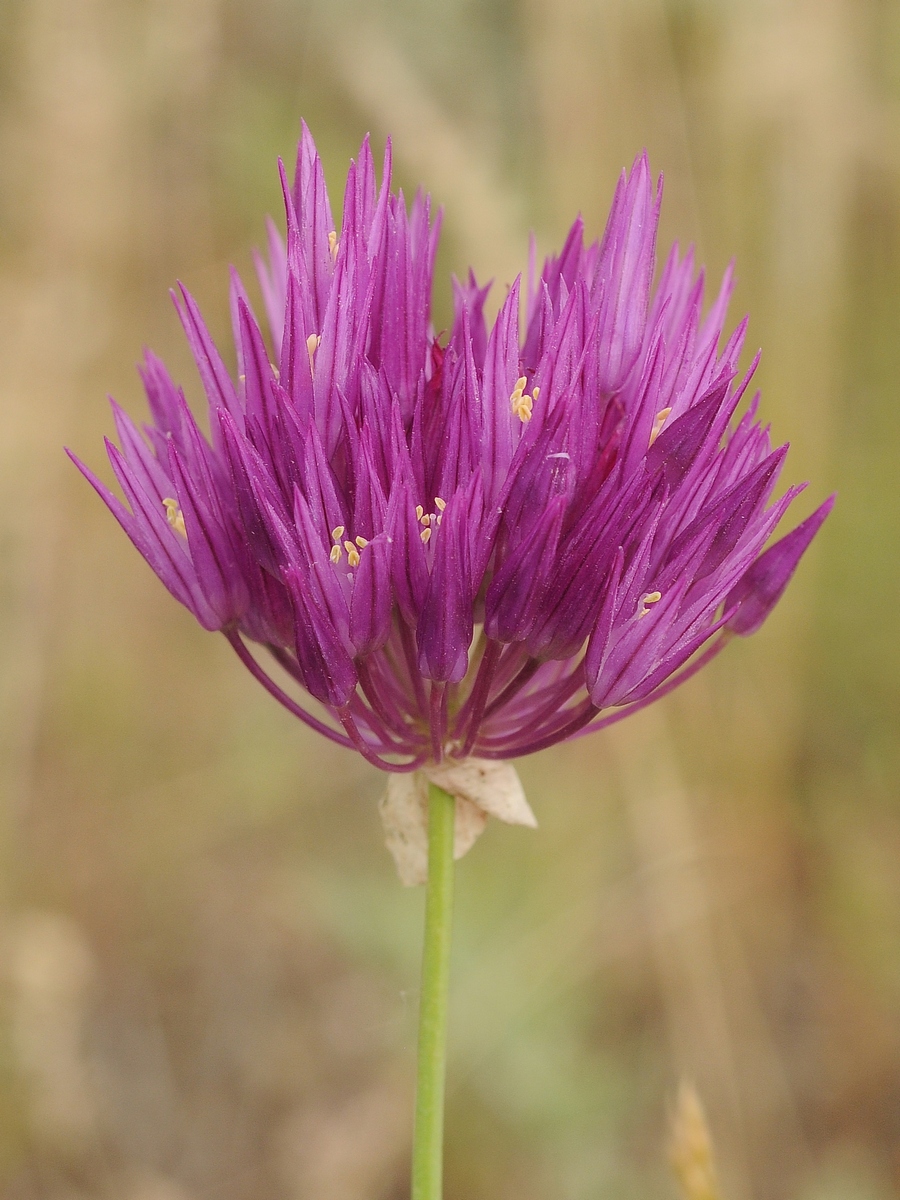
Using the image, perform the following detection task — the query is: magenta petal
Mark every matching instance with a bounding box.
[350,534,393,656]
[172,284,241,427]
[417,492,473,683]
[387,482,429,624]
[727,495,835,636]
[484,495,566,643]
[285,566,358,708]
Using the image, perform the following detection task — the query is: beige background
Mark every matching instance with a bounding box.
[0,1,897,1198]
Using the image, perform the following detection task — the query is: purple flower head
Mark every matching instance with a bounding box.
[70,126,832,772]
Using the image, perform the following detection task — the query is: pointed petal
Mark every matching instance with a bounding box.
[284,565,358,707]
[172,284,241,426]
[726,495,835,635]
[485,494,566,643]
[387,477,429,625]
[350,533,393,655]
[417,492,473,682]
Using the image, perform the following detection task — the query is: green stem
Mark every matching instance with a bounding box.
[412,781,456,1200]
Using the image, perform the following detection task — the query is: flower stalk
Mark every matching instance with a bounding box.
[412,782,456,1200]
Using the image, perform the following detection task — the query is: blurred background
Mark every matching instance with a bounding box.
[0,0,897,1197]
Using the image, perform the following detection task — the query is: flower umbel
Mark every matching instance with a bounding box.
[70,125,833,773]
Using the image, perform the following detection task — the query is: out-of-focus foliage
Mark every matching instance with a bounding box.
[0,1,898,1198]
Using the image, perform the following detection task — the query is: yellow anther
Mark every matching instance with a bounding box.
[420,513,431,526]
[638,590,662,618]
[355,536,368,548]
[532,386,540,400]
[415,504,424,521]
[329,543,342,564]
[434,496,447,512]
[346,545,361,568]
[511,392,533,422]
[649,406,673,447]
[306,333,321,375]
[510,376,535,422]
[343,540,355,554]
[162,497,186,538]
[328,230,338,259]
[331,525,345,541]
[420,527,432,544]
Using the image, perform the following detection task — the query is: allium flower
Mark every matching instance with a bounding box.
[70,125,832,776]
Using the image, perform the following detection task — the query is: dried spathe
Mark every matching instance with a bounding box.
[379,759,536,885]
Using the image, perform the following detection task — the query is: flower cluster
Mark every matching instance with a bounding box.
[71,125,832,771]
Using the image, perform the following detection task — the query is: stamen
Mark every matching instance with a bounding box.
[510,375,535,423]
[638,590,662,618]
[162,498,186,538]
[420,513,431,527]
[415,505,424,521]
[434,497,446,512]
[306,333,321,375]
[649,407,672,447]
[328,230,338,259]
[511,392,533,422]
[332,528,366,565]
[420,527,432,544]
